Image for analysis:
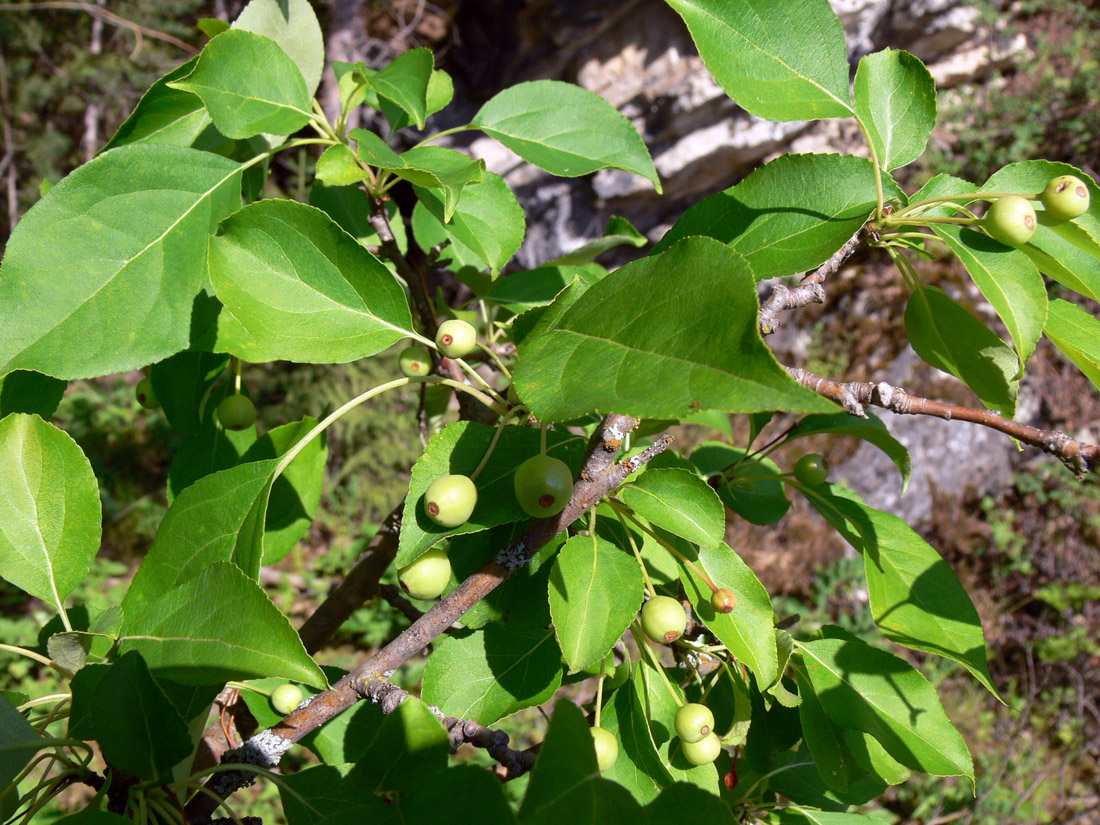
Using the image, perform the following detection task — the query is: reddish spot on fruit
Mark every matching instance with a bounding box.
[427,502,440,516]
[441,334,453,346]
[539,494,555,507]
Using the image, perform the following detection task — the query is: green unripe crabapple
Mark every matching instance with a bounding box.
[680,731,722,766]
[514,454,575,518]
[217,394,256,430]
[135,377,160,410]
[435,319,477,359]
[270,683,304,715]
[793,453,830,486]
[399,346,432,377]
[675,702,715,744]
[982,195,1037,247]
[711,588,738,614]
[398,547,452,600]
[1040,175,1090,222]
[640,595,687,645]
[423,474,478,528]
[590,726,619,772]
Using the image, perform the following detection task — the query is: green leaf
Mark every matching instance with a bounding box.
[546,215,647,266]
[0,145,243,380]
[421,625,562,725]
[664,0,852,121]
[414,171,525,277]
[484,266,601,312]
[370,48,434,130]
[470,80,660,192]
[513,236,836,422]
[166,390,258,501]
[645,783,738,823]
[549,535,644,673]
[239,418,327,565]
[916,174,1047,370]
[690,442,790,526]
[776,811,893,825]
[904,285,1018,415]
[0,415,101,616]
[599,681,672,803]
[103,58,213,151]
[852,49,937,171]
[653,154,895,281]
[316,144,368,186]
[519,700,648,825]
[279,764,391,825]
[799,637,974,781]
[1046,298,1100,393]
[795,667,859,794]
[399,764,518,825]
[620,468,725,548]
[844,728,911,785]
[805,484,998,696]
[397,421,586,567]
[309,183,407,254]
[0,371,67,419]
[208,199,414,363]
[168,30,312,140]
[120,561,327,688]
[232,0,325,96]
[47,632,97,672]
[68,652,192,780]
[50,804,133,825]
[352,130,485,221]
[788,412,912,493]
[149,351,230,433]
[678,543,778,687]
[426,69,455,119]
[345,697,449,792]
[0,695,43,789]
[122,459,278,619]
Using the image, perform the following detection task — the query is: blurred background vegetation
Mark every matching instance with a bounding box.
[0,1,1098,823]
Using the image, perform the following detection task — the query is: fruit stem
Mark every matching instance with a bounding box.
[631,624,684,708]
[610,502,658,599]
[449,355,508,405]
[595,657,606,728]
[540,423,548,456]
[853,113,885,219]
[233,356,242,395]
[409,124,471,150]
[273,376,507,482]
[475,340,512,379]
[894,191,1036,218]
[0,643,73,679]
[609,503,720,593]
[469,406,525,482]
[887,215,978,226]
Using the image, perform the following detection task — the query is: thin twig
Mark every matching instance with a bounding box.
[184,415,672,821]
[0,2,198,55]
[786,366,1100,477]
[296,503,403,655]
[758,231,864,336]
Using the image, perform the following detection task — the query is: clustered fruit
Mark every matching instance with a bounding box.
[217,394,257,430]
[398,545,452,600]
[980,175,1090,248]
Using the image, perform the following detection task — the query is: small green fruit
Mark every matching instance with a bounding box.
[399,346,432,377]
[217,394,256,430]
[398,547,452,600]
[424,474,478,528]
[640,595,687,645]
[135,377,160,410]
[983,195,1037,247]
[1040,175,1090,221]
[590,726,619,772]
[680,731,722,765]
[675,703,715,744]
[435,319,477,359]
[270,683,304,715]
[793,453,830,486]
[514,454,575,518]
[711,588,738,614]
